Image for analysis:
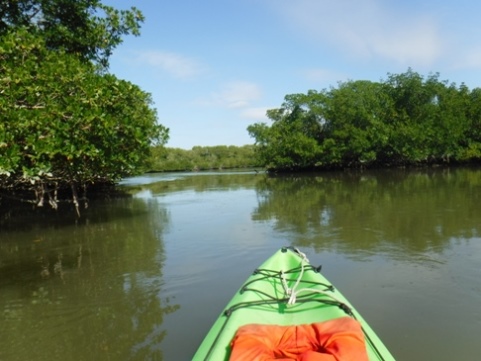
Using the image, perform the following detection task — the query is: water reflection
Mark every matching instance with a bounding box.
[252,168,481,256]
[2,168,481,361]
[123,170,262,194]
[0,198,177,361]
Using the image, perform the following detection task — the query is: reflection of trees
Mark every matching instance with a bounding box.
[0,197,177,361]
[126,171,263,196]
[253,168,481,254]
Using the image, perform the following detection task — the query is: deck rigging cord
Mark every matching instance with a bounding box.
[202,247,387,361]
[282,247,386,361]
[281,247,346,306]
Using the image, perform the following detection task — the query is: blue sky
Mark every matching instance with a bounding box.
[105,0,481,149]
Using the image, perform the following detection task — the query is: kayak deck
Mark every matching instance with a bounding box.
[193,247,395,360]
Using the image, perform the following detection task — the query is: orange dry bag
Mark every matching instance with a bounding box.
[229,317,369,361]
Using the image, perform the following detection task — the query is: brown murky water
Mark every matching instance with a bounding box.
[1,168,481,360]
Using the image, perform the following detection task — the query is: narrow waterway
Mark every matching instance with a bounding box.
[1,168,480,360]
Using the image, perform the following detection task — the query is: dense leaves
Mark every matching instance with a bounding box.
[248,69,481,171]
[0,0,144,69]
[1,17,168,212]
[148,145,261,172]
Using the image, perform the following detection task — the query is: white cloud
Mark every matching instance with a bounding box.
[134,50,205,79]
[240,107,271,120]
[272,0,444,67]
[452,46,481,69]
[302,68,348,85]
[199,81,263,109]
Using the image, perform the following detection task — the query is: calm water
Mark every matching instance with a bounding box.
[1,168,481,360]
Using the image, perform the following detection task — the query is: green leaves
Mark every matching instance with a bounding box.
[0,29,168,203]
[0,0,145,70]
[248,70,481,171]
[147,145,259,172]
[0,2,169,212]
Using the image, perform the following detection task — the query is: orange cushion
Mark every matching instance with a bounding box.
[229,317,369,361]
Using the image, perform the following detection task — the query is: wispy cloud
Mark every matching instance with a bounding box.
[452,46,481,69]
[272,0,444,67]
[302,68,348,85]
[133,50,205,79]
[198,81,263,109]
[240,107,270,120]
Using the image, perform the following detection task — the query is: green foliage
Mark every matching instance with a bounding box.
[0,0,144,69]
[0,29,168,209]
[248,92,326,170]
[248,69,481,171]
[147,145,261,172]
[0,1,169,213]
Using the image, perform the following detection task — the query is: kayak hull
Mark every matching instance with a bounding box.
[193,247,395,360]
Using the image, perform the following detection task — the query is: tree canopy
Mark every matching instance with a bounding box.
[0,0,144,69]
[0,1,168,214]
[248,70,481,171]
[147,145,261,172]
